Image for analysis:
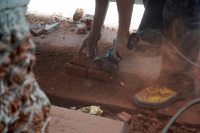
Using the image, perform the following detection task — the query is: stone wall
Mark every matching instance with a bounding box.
[0,0,51,132]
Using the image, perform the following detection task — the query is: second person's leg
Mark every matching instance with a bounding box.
[134,0,200,109]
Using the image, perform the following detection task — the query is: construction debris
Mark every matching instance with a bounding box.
[44,22,60,35]
[73,8,85,21]
[80,19,92,30]
[137,114,160,123]
[76,23,87,34]
[82,14,94,20]
[81,14,94,30]
[27,20,45,36]
[117,111,132,123]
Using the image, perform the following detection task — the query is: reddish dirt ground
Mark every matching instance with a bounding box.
[27,12,200,132]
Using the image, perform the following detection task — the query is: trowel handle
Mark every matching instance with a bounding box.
[127,33,140,49]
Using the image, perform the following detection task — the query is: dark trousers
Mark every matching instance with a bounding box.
[138,0,200,95]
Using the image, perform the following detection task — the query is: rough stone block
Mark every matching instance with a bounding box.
[117,111,132,122]
[65,63,87,78]
[82,14,94,20]
[76,23,87,34]
[27,21,45,36]
[87,68,112,83]
[44,22,59,35]
[81,14,93,30]
[73,8,85,21]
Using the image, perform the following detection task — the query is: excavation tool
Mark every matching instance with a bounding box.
[93,30,159,75]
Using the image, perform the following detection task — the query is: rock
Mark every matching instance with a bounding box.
[80,19,92,30]
[73,8,85,21]
[44,22,60,35]
[76,23,87,34]
[40,35,46,39]
[27,20,45,36]
[81,14,93,30]
[82,14,94,20]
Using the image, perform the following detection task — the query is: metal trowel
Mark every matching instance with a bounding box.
[93,32,157,75]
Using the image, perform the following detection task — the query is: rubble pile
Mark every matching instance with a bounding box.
[128,114,200,133]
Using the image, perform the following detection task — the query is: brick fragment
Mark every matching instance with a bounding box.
[117,111,131,123]
[80,14,93,30]
[137,114,160,123]
[65,63,87,78]
[44,22,59,35]
[87,68,112,83]
[69,53,96,69]
[27,21,45,36]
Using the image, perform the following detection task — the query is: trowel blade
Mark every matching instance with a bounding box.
[93,56,118,75]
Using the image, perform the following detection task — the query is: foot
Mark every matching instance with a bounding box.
[78,32,101,57]
[134,85,178,109]
[134,82,196,109]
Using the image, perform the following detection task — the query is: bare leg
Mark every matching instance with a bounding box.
[78,0,110,57]
[113,0,135,60]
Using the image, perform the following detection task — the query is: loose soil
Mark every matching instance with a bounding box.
[26,12,200,133]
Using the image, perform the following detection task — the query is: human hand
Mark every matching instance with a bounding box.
[78,32,101,57]
[113,32,136,60]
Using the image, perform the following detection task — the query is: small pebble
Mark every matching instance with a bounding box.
[70,106,76,110]
[40,35,46,39]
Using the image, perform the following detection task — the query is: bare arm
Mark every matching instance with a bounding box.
[113,0,135,60]
[78,0,110,57]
